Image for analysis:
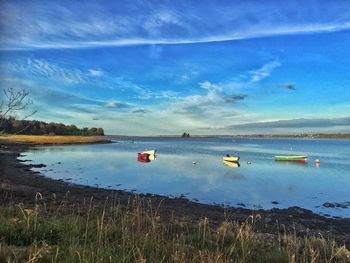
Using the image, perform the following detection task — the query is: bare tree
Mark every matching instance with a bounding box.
[0,87,36,128]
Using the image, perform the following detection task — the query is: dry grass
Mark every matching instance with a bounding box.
[0,194,349,263]
[0,135,110,145]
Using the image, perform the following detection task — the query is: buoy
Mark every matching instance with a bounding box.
[315,159,320,168]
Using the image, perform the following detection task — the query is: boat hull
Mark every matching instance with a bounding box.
[138,153,150,162]
[275,155,308,162]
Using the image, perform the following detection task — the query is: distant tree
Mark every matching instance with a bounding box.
[0,117,105,136]
[181,132,190,138]
[96,128,104,136]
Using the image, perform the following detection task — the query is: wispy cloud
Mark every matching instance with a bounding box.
[1,1,350,50]
[132,109,147,114]
[199,81,223,93]
[170,81,247,121]
[224,95,247,103]
[249,60,281,83]
[7,58,86,84]
[271,83,296,90]
[105,101,130,109]
[88,69,103,77]
[227,117,350,129]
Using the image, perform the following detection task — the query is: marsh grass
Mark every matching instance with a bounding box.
[0,194,349,263]
[0,135,110,145]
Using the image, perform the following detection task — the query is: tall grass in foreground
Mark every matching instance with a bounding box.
[0,194,349,263]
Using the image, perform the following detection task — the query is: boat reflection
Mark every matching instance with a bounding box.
[223,160,240,168]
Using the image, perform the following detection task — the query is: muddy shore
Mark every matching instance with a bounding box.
[1,141,350,247]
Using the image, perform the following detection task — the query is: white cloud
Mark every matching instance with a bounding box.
[199,81,224,93]
[88,69,103,77]
[249,60,281,83]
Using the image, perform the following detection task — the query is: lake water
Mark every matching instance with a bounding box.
[19,137,350,218]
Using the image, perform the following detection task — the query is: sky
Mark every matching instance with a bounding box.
[0,0,350,135]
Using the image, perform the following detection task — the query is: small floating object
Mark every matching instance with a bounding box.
[315,159,320,168]
[223,160,240,168]
[274,155,308,163]
[223,154,240,162]
[247,161,252,165]
[192,161,197,165]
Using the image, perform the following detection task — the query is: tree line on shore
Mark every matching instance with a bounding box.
[0,117,104,136]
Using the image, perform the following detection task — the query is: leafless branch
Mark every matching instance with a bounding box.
[0,88,35,126]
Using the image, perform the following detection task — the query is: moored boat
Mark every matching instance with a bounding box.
[274,155,308,162]
[138,152,150,162]
[223,155,240,162]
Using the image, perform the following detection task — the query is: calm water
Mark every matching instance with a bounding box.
[19,138,350,217]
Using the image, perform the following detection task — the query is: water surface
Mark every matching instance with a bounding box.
[20,137,350,217]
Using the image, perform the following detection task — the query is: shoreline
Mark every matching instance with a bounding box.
[1,141,350,247]
[0,135,111,145]
[109,134,350,139]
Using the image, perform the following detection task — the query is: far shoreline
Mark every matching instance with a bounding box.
[109,133,350,139]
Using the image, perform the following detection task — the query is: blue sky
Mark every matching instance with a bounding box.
[0,0,350,135]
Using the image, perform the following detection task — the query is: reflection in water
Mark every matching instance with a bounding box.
[274,160,308,167]
[223,160,240,168]
[20,137,350,218]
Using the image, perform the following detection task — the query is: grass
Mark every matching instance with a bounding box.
[0,135,110,145]
[0,194,349,263]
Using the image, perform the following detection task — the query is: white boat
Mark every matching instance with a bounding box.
[143,149,156,155]
[148,154,156,161]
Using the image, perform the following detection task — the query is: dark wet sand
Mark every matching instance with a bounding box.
[1,141,350,247]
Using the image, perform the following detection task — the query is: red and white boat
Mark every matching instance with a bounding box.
[137,153,150,163]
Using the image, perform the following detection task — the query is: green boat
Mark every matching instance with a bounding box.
[274,155,308,162]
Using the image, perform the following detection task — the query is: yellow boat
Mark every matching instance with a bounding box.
[223,155,240,162]
[223,160,240,168]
